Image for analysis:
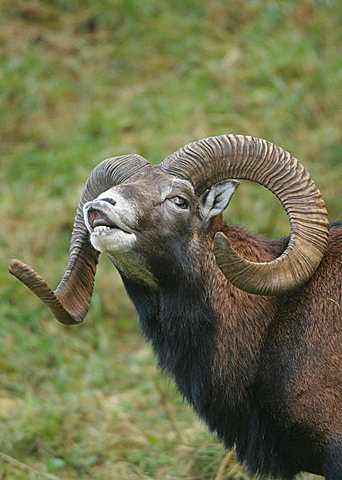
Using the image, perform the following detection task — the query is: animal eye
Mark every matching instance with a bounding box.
[170,196,189,209]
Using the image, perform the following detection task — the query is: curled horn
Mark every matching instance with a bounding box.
[161,135,329,295]
[9,154,149,324]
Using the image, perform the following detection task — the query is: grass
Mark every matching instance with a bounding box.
[0,0,341,478]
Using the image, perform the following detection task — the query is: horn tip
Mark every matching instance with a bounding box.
[8,258,23,276]
[214,232,230,251]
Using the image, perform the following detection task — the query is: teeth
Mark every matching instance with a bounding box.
[93,225,111,233]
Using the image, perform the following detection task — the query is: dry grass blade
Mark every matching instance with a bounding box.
[0,451,61,480]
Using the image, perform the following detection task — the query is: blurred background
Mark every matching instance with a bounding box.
[1,1,341,478]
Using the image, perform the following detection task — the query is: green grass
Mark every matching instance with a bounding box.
[1,1,341,478]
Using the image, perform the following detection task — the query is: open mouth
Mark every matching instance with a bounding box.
[88,209,120,233]
[87,208,132,234]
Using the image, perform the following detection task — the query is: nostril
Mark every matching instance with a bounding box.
[101,197,116,206]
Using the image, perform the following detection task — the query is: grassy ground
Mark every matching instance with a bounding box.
[1,1,341,478]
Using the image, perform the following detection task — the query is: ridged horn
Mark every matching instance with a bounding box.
[161,135,329,295]
[9,154,149,324]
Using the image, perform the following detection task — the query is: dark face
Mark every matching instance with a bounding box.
[83,166,238,286]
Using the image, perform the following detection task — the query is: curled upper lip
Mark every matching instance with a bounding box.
[84,202,134,234]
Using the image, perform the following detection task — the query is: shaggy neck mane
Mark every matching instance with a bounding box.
[122,237,220,410]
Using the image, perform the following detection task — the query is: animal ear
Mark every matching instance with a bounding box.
[199,180,240,225]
